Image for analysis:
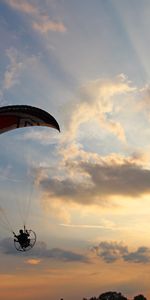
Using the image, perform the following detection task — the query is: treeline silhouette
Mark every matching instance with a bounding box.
[60,291,147,300]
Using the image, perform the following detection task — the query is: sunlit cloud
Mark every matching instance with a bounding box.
[59,220,117,230]
[21,74,136,147]
[39,153,150,205]
[5,0,67,35]
[61,74,135,145]
[1,1,150,299]
[25,259,41,265]
[28,75,150,224]
[5,0,38,14]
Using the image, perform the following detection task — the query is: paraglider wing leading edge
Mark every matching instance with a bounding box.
[0,105,60,134]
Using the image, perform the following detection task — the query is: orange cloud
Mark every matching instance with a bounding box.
[6,0,37,14]
[25,259,41,265]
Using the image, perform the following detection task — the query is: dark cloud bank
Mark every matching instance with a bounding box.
[39,160,150,205]
[0,238,88,263]
[93,241,150,264]
[1,238,150,265]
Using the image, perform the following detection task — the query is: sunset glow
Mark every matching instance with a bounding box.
[0,1,150,299]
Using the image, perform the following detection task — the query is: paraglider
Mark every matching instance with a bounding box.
[13,226,36,252]
[0,105,60,252]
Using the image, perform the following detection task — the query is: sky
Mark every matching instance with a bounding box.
[1,0,150,299]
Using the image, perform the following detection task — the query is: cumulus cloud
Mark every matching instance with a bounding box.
[93,241,128,263]
[93,241,150,264]
[0,238,89,263]
[123,247,150,263]
[18,74,144,221]
[32,75,138,213]
[32,140,150,223]
[61,74,136,145]
[29,72,150,221]
[20,74,135,148]
[38,155,150,208]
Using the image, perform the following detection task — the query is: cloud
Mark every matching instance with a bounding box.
[19,74,135,147]
[1,238,150,265]
[5,0,67,35]
[32,137,150,225]
[93,241,150,264]
[5,0,38,14]
[0,47,24,103]
[16,74,145,221]
[93,241,128,263]
[124,247,150,263]
[38,155,150,208]
[61,74,136,145]
[80,159,150,197]
[3,48,24,90]
[25,258,42,265]
[0,238,89,263]
[0,47,41,104]
[33,18,67,34]
[59,221,116,230]
[39,247,88,262]
[22,128,60,145]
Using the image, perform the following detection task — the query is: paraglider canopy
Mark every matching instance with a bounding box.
[0,105,60,134]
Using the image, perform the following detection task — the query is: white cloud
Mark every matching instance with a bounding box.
[61,74,136,146]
